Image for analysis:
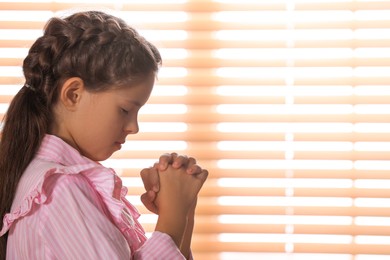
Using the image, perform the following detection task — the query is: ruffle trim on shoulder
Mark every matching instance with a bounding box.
[0,163,104,237]
[84,167,147,251]
[0,168,58,236]
[1,163,147,252]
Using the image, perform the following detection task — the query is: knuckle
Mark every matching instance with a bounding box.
[159,154,169,161]
[188,157,196,163]
[140,168,148,176]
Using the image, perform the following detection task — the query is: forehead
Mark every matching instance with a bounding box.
[109,74,155,105]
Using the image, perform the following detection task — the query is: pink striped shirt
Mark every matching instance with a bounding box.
[0,134,188,259]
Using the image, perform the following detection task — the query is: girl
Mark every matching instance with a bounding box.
[0,11,207,259]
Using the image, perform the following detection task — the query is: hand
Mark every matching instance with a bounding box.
[155,165,208,215]
[140,153,206,214]
[156,153,203,175]
[140,166,159,214]
[154,165,208,249]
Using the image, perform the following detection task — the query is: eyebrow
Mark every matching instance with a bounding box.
[126,99,142,107]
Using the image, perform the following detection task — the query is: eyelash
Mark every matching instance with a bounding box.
[121,108,129,114]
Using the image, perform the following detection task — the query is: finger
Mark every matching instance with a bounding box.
[140,191,158,214]
[140,167,160,192]
[158,152,178,171]
[153,162,159,170]
[157,153,171,171]
[186,164,202,175]
[172,154,189,168]
[186,157,197,167]
[141,190,157,204]
[140,167,152,191]
[196,169,209,184]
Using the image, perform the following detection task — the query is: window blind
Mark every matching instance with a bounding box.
[1,1,390,259]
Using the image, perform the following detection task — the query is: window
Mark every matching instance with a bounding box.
[1,1,390,259]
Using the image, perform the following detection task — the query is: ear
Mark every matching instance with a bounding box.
[59,77,85,111]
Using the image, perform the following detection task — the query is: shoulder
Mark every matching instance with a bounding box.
[11,159,62,212]
[40,173,109,226]
[43,172,96,198]
[3,159,108,232]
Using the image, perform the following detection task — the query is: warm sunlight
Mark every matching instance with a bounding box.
[0,0,389,259]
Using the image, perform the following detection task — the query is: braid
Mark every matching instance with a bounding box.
[23,11,161,102]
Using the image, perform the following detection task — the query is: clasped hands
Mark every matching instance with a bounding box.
[140,153,208,215]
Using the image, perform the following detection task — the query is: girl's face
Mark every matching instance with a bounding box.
[61,74,155,161]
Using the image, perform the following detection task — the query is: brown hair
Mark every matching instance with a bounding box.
[0,11,161,258]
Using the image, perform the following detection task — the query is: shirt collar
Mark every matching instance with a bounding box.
[36,134,95,166]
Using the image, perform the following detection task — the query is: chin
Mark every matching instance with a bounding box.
[80,147,113,162]
[98,154,113,162]
[89,152,113,162]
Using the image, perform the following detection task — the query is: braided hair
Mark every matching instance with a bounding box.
[0,11,161,259]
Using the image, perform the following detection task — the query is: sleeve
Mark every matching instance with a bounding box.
[133,231,192,260]
[40,174,131,260]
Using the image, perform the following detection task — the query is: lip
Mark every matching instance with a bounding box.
[115,139,126,144]
[115,141,125,149]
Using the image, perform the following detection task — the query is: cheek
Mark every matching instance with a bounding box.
[97,109,124,135]
[76,111,112,140]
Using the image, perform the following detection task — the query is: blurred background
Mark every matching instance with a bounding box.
[1,0,390,259]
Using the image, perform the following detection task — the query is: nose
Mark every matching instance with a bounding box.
[124,119,139,134]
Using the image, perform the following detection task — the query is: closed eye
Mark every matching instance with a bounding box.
[121,108,129,114]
